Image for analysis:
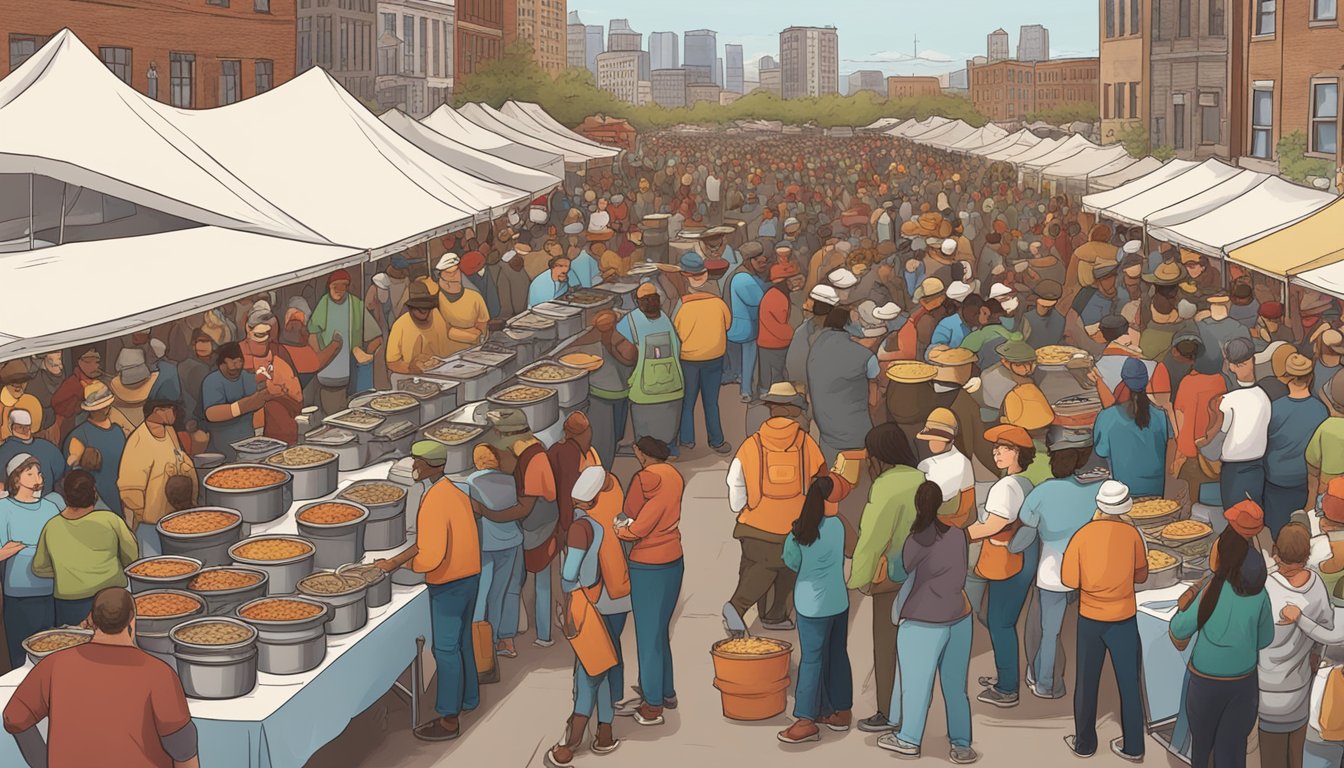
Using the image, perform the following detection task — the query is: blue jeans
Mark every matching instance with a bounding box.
[628,558,683,707]
[1263,480,1306,538]
[574,612,628,722]
[1074,616,1144,757]
[1221,459,1265,510]
[1187,670,1258,768]
[4,594,55,669]
[1304,728,1344,768]
[55,597,94,628]
[896,615,972,748]
[590,395,628,469]
[528,561,553,644]
[475,547,524,642]
[794,611,853,720]
[729,339,758,398]
[723,341,742,384]
[136,525,162,558]
[679,356,726,449]
[987,539,1039,695]
[1034,588,1073,696]
[428,575,481,717]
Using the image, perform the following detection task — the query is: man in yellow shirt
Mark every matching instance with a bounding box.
[386,280,452,376]
[116,400,196,557]
[0,361,44,442]
[672,252,733,455]
[434,253,489,356]
[377,441,481,742]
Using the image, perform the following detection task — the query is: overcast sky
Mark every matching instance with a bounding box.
[570,0,1100,81]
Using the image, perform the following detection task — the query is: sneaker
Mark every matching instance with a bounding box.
[681,443,696,451]
[760,618,796,631]
[976,687,1019,708]
[857,712,895,733]
[976,675,998,688]
[1030,681,1066,700]
[818,710,852,732]
[877,733,920,758]
[1109,737,1143,763]
[592,724,621,755]
[631,686,677,710]
[777,720,820,744]
[533,638,555,648]
[1063,735,1095,758]
[632,705,664,726]
[711,441,734,455]
[950,746,980,765]
[413,717,461,742]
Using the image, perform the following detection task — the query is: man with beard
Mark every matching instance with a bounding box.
[529,255,572,308]
[25,353,63,440]
[117,400,196,557]
[308,269,382,415]
[786,285,838,386]
[758,261,803,393]
[51,347,105,443]
[239,308,303,445]
[434,253,489,357]
[610,284,685,451]
[727,243,771,402]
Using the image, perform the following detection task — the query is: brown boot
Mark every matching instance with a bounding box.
[820,710,852,732]
[592,722,621,754]
[545,715,589,768]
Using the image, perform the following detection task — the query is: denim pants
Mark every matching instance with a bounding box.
[986,539,1038,695]
[3,594,55,669]
[527,561,553,644]
[1074,616,1144,757]
[734,339,759,398]
[724,341,742,384]
[428,575,481,717]
[54,597,94,629]
[757,347,787,394]
[589,395,629,469]
[135,524,162,558]
[1220,459,1265,510]
[629,558,683,707]
[1304,727,1344,768]
[574,612,628,722]
[794,611,853,720]
[1186,670,1258,768]
[475,547,524,643]
[1034,588,1074,696]
[1263,480,1307,538]
[896,614,972,748]
[679,356,726,449]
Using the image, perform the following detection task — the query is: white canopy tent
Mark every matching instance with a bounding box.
[421,105,566,180]
[502,101,609,151]
[919,121,979,149]
[945,124,1009,153]
[1037,145,1133,181]
[1014,134,1096,171]
[1083,156,1159,191]
[1081,159,1201,213]
[963,129,1040,157]
[886,116,950,138]
[899,118,960,141]
[381,110,560,198]
[1084,159,1244,226]
[982,135,1059,162]
[459,102,618,165]
[862,117,906,132]
[1146,175,1334,257]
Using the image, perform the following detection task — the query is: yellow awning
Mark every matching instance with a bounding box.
[1228,195,1344,277]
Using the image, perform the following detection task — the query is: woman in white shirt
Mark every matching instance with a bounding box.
[915,408,975,528]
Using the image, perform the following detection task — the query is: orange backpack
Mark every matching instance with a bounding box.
[1321,668,1344,741]
[753,431,807,501]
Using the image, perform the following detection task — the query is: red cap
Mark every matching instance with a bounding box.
[769,262,800,282]
[327,268,352,286]
[1224,499,1265,538]
[1259,301,1284,320]
[459,250,485,277]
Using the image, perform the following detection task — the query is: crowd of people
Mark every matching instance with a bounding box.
[3,128,1344,768]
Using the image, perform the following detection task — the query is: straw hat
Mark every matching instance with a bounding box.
[917,407,958,441]
[80,381,115,412]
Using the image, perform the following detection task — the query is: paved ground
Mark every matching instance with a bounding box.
[309,387,1200,768]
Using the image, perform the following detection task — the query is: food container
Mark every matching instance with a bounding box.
[171,618,259,700]
[461,346,519,377]
[302,425,367,471]
[1124,497,1182,529]
[229,536,316,595]
[557,288,619,325]
[125,556,204,593]
[1051,393,1104,429]
[396,377,459,424]
[339,481,409,551]
[516,359,590,408]
[202,464,294,526]
[506,311,559,342]
[486,383,560,433]
[187,566,270,615]
[363,391,423,426]
[603,280,641,310]
[367,419,418,464]
[156,507,244,567]
[297,572,369,635]
[265,445,340,501]
[338,562,393,608]
[710,636,793,721]
[323,408,386,433]
[530,302,585,338]
[1139,544,1183,591]
[229,436,288,464]
[235,596,332,675]
[134,590,207,665]
[295,501,370,570]
[419,414,487,475]
[23,628,94,666]
[423,358,506,403]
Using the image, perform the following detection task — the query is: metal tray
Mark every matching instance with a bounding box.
[486,383,560,433]
[1139,544,1183,592]
[516,360,589,408]
[323,408,386,433]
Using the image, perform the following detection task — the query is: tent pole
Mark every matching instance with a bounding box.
[58,183,67,246]
[28,174,34,250]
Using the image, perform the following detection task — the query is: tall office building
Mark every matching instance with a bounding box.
[683,28,716,85]
[758,54,778,71]
[847,70,884,95]
[987,28,1010,61]
[714,56,723,87]
[608,18,640,51]
[584,23,603,76]
[514,0,567,74]
[780,25,839,99]
[1017,24,1049,62]
[566,11,585,69]
[650,31,678,70]
[724,43,743,93]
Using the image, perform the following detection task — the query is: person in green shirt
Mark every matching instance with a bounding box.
[846,422,924,734]
[32,469,138,627]
[1306,397,1344,510]
[1169,526,1272,768]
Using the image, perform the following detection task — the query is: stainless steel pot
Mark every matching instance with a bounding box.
[530,302,584,338]
[295,501,370,570]
[338,563,392,608]
[264,448,340,501]
[23,628,93,667]
[302,425,367,472]
[462,346,519,377]
[516,360,590,409]
[338,481,408,551]
[202,464,294,525]
[298,573,369,635]
[229,437,288,464]
[419,414,487,475]
[188,566,270,615]
[486,383,560,433]
[229,535,316,595]
[171,618,259,700]
[156,508,244,567]
[134,590,207,666]
[396,377,459,424]
[234,596,332,675]
[124,556,204,593]
[423,358,506,403]
[506,311,559,341]
[1139,544,1183,592]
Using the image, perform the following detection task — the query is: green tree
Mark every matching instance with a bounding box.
[1116,123,1152,159]
[1276,130,1336,184]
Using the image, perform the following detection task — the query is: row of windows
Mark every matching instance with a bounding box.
[1104,0,1145,38]
[1152,0,1225,40]
[1102,81,1142,120]
[973,67,1096,86]
[1247,81,1339,159]
[206,0,271,10]
[1153,92,1221,149]
[1255,0,1337,36]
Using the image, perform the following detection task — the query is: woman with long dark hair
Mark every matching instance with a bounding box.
[778,475,853,744]
[1092,357,1170,498]
[1170,526,1274,768]
[879,481,978,764]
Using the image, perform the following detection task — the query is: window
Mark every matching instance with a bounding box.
[1115,81,1127,119]
[99,46,133,85]
[1251,86,1274,158]
[420,17,427,75]
[170,52,195,108]
[382,12,395,34]
[1154,116,1166,147]
[255,0,270,11]
[1311,81,1339,155]
[1153,0,1163,39]
[255,59,273,93]
[1131,0,1141,33]
[431,19,440,77]
[340,18,349,69]
[8,33,48,73]
[147,63,159,100]
[1118,0,1127,35]
[1209,0,1226,34]
[1106,0,1116,37]
[298,17,313,70]
[1130,81,1140,119]
[1173,94,1187,149]
[1199,92,1220,143]
[1315,0,1338,21]
[317,16,332,68]
[1104,84,1113,119]
[403,15,414,73]
[219,60,241,105]
[1256,0,1276,35]
[207,0,229,5]
[1178,0,1191,36]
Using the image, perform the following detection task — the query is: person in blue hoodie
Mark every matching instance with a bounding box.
[726,243,770,402]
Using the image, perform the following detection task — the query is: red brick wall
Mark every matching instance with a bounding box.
[1242,0,1344,160]
[2,0,296,108]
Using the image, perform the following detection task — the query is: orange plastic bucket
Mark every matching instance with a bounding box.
[710,638,793,721]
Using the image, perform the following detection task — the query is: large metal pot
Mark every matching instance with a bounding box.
[302,425,367,472]
[486,382,560,433]
[234,596,332,675]
[171,617,259,700]
[338,481,409,551]
[419,414,486,475]
[22,628,93,667]
[295,501,370,570]
[187,566,270,615]
[229,436,288,464]
[202,464,294,526]
[156,507,244,567]
[396,377,459,424]
[134,589,207,666]
[462,346,519,378]
[529,302,585,338]
[506,311,559,342]
[338,563,393,608]
[297,572,369,635]
[125,556,203,593]
[264,447,340,501]
[423,358,506,403]
[229,535,316,595]
[516,360,590,409]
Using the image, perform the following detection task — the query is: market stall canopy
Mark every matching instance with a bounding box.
[862,117,906,132]
[1085,156,1162,190]
[945,124,1010,152]
[1014,134,1096,170]
[886,116,950,137]
[1293,256,1344,299]
[1229,195,1344,278]
[0,227,363,361]
[421,105,566,180]
[1081,158,1201,213]
[1086,159,1244,226]
[982,134,1059,162]
[502,101,610,151]
[964,129,1040,157]
[1147,175,1334,261]
[898,117,959,141]
[1037,144,1133,180]
[460,102,619,164]
[380,109,560,198]
[919,121,979,149]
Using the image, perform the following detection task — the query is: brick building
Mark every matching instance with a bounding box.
[455,0,507,89]
[514,0,566,75]
[375,0,453,117]
[886,75,941,100]
[1100,0,1150,145]
[4,0,296,108]
[650,67,687,108]
[969,57,1100,122]
[299,0,376,104]
[1149,0,1230,160]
